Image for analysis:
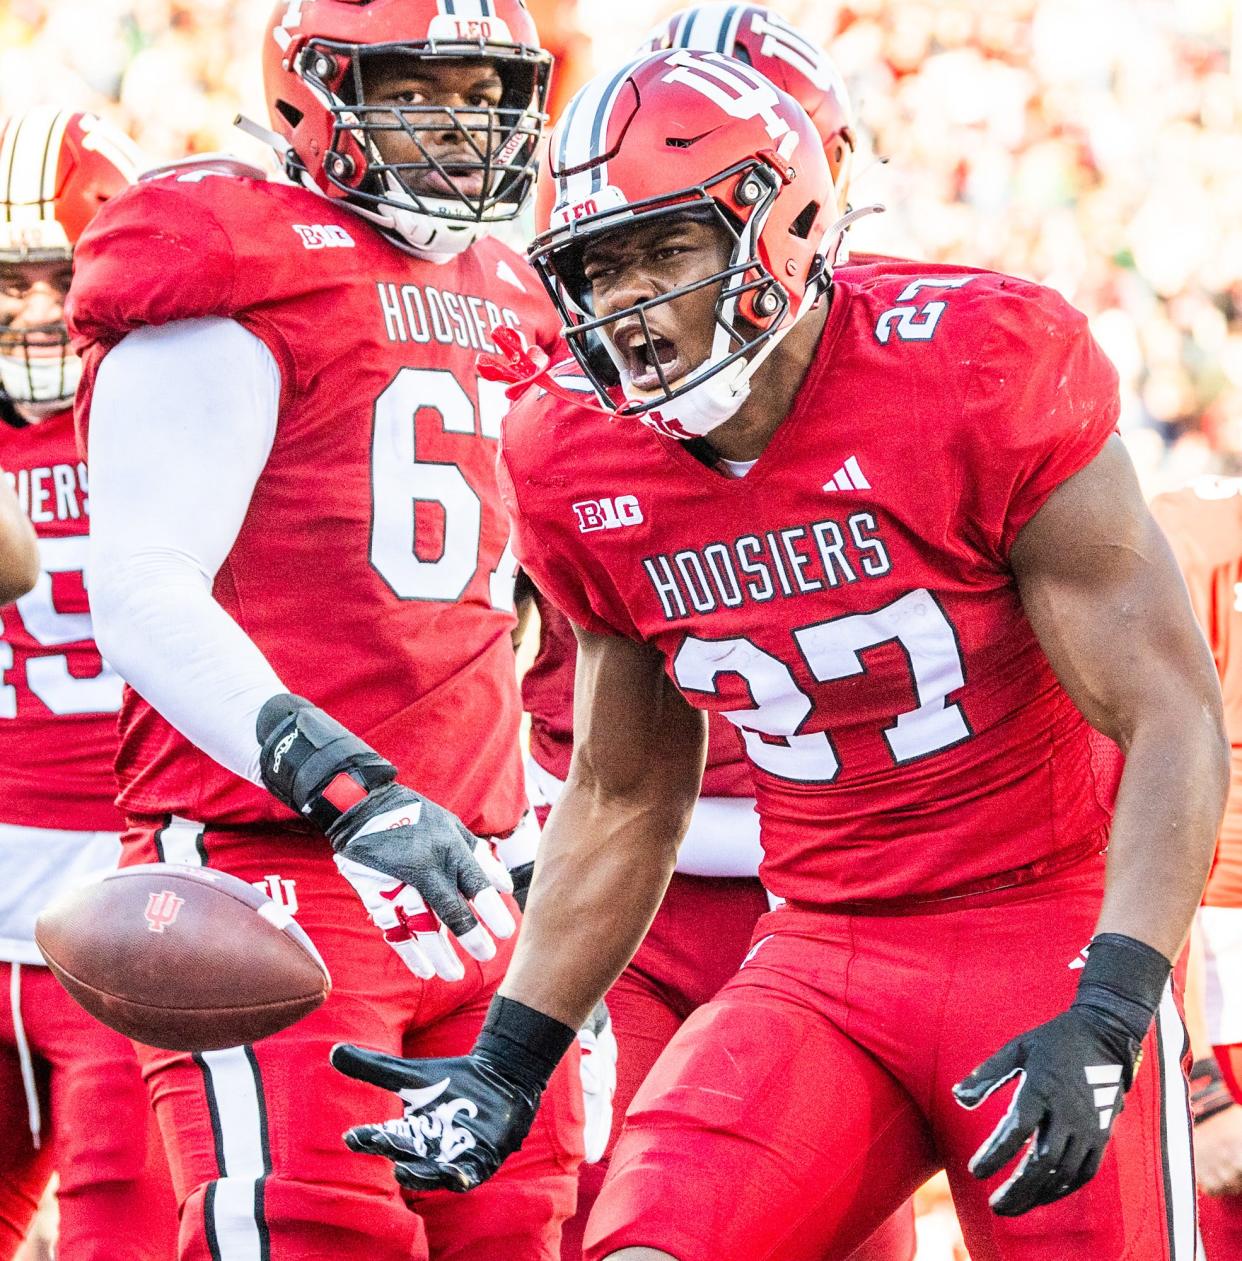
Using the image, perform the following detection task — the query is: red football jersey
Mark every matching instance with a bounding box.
[500,268,1121,906]
[1150,480,1242,908]
[0,409,123,830]
[523,586,752,795]
[69,170,560,835]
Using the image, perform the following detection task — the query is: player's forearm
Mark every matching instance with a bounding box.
[88,316,285,783]
[499,784,690,1029]
[0,472,37,604]
[90,558,285,782]
[1096,702,1228,961]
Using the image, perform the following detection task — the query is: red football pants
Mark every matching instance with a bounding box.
[125,817,583,1261]
[587,853,1196,1261]
[562,873,914,1261]
[0,960,177,1261]
[1200,1190,1242,1260]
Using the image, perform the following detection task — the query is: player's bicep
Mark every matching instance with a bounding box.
[567,624,707,810]
[90,317,280,580]
[1010,434,1219,745]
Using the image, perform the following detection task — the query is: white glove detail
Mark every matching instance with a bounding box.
[577,1001,619,1163]
[334,846,515,982]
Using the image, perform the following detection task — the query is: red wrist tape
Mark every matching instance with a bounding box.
[321,772,368,813]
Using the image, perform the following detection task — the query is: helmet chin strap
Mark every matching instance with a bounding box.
[617,332,754,441]
[367,173,488,262]
[237,113,495,262]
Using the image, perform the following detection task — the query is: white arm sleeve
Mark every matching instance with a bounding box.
[525,757,764,878]
[88,317,285,785]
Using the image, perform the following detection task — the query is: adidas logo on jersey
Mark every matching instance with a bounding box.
[822,456,870,493]
[1085,1064,1123,1129]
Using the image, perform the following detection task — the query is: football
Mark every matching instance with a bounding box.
[34,864,331,1051]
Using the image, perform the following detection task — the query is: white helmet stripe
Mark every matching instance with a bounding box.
[78,115,143,183]
[676,3,744,53]
[438,0,494,18]
[556,56,649,204]
[680,5,714,48]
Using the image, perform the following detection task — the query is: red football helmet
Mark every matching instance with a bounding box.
[0,108,141,419]
[641,4,854,210]
[262,0,551,258]
[529,49,839,441]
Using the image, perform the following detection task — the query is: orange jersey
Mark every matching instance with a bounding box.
[1151,478,1242,907]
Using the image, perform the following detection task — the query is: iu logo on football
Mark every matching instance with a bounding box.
[253,874,299,916]
[144,890,185,934]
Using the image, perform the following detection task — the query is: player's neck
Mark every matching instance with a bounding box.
[703,295,831,463]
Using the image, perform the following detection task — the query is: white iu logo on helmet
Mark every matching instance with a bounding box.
[746,10,850,100]
[662,50,800,153]
[78,115,143,182]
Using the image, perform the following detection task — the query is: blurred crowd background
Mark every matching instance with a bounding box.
[2,0,1239,494]
[3,2,1239,1257]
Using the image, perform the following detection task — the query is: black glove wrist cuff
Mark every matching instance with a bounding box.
[1073,933,1171,1044]
[1191,1056,1235,1124]
[475,996,577,1096]
[256,694,396,833]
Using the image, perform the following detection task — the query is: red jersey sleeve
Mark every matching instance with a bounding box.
[67,180,237,348]
[960,285,1119,562]
[497,389,639,640]
[66,174,302,455]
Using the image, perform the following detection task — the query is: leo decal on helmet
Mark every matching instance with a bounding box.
[640,5,855,210]
[529,49,851,443]
[0,108,140,421]
[261,0,551,260]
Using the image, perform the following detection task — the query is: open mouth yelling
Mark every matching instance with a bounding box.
[615,323,686,393]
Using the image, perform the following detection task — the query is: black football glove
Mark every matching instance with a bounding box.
[257,694,514,981]
[331,996,577,1191]
[953,933,1170,1216]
